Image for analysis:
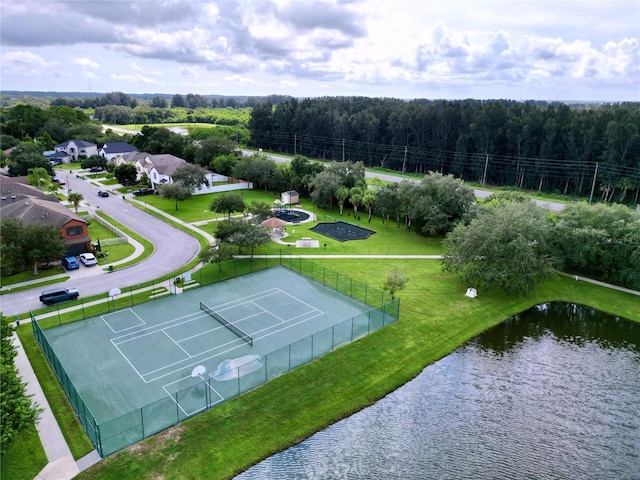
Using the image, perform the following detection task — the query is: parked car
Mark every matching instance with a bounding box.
[133,188,155,196]
[61,256,79,270]
[89,167,104,173]
[79,252,98,266]
[39,286,79,305]
[98,190,109,197]
[54,177,66,185]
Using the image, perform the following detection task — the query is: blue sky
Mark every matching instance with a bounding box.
[1,0,638,101]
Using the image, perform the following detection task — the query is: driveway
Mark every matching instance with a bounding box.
[2,171,201,315]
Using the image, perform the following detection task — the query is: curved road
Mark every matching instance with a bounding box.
[2,172,200,315]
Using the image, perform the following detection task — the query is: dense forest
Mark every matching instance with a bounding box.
[248,97,640,203]
[2,92,639,205]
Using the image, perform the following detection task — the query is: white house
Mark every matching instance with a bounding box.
[99,142,138,162]
[54,140,98,162]
[134,153,187,189]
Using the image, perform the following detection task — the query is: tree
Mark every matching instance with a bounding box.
[349,186,364,219]
[0,218,67,275]
[382,266,408,299]
[210,193,246,221]
[172,163,209,192]
[229,222,271,259]
[213,218,270,257]
[211,153,238,176]
[362,189,377,223]
[0,314,41,453]
[159,183,192,210]
[26,167,51,188]
[199,242,235,272]
[442,201,556,296]
[375,182,401,226]
[114,163,137,186]
[7,143,52,177]
[80,155,108,170]
[68,192,83,214]
[310,171,342,210]
[193,137,236,168]
[247,201,273,220]
[335,186,349,215]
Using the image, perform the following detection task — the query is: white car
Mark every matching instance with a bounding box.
[79,253,98,266]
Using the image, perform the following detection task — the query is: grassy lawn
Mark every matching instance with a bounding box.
[8,184,639,480]
[1,266,65,288]
[71,259,639,480]
[0,422,48,480]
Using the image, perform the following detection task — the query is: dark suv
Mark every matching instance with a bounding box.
[133,188,155,196]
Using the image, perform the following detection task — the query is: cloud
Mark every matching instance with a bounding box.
[110,73,160,85]
[0,0,637,100]
[1,50,57,76]
[74,57,99,69]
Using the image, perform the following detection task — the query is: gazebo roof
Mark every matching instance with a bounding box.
[261,217,288,228]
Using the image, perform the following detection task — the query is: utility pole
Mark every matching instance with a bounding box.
[402,145,407,174]
[342,139,345,162]
[294,133,297,156]
[589,162,599,205]
[482,154,489,187]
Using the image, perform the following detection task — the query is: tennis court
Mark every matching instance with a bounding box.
[34,264,398,456]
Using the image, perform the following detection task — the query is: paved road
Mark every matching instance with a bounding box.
[1,171,200,315]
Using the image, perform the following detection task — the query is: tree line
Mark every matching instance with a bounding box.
[248,97,640,204]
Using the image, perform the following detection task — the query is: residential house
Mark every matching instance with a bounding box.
[99,142,139,162]
[0,176,91,255]
[54,139,98,162]
[134,153,188,189]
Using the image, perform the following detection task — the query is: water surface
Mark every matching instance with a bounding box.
[236,303,640,479]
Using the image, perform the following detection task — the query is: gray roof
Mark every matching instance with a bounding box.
[1,176,51,199]
[100,142,139,154]
[146,154,187,176]
[121,151,149,163]
[0,195,87,229]
[55,139,96,148]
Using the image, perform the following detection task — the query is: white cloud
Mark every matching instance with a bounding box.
[223,75,257,85]
[110,73,160,85]
[0,1,637,100]
[74,57,99,69]
[1,50,57,76]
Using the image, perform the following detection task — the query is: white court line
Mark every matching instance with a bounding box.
[162,377,225,417]
[101,309,145,333]
[112,310,203,343]
[208,288,280,310]
[115,287,325,384]
[163,330,191,357]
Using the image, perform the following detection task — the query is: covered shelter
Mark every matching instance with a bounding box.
[261,216,288,235]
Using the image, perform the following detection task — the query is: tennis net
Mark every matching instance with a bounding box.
[199,301,253,346]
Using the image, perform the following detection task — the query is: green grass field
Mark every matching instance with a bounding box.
[5,181,639,480]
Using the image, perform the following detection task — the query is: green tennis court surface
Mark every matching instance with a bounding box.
[35,265,398,456]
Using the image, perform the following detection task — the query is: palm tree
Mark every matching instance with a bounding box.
[27,167,50,188]
[68,192,84,214]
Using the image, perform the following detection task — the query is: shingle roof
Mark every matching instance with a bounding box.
[100,142,139,154]
[0,196,87,228]
[144,154,187,176]
[55,139,96,148]
[121,152,149,163]
[0,176,51,200]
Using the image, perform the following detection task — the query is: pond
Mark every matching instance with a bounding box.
[236,302,640,479]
